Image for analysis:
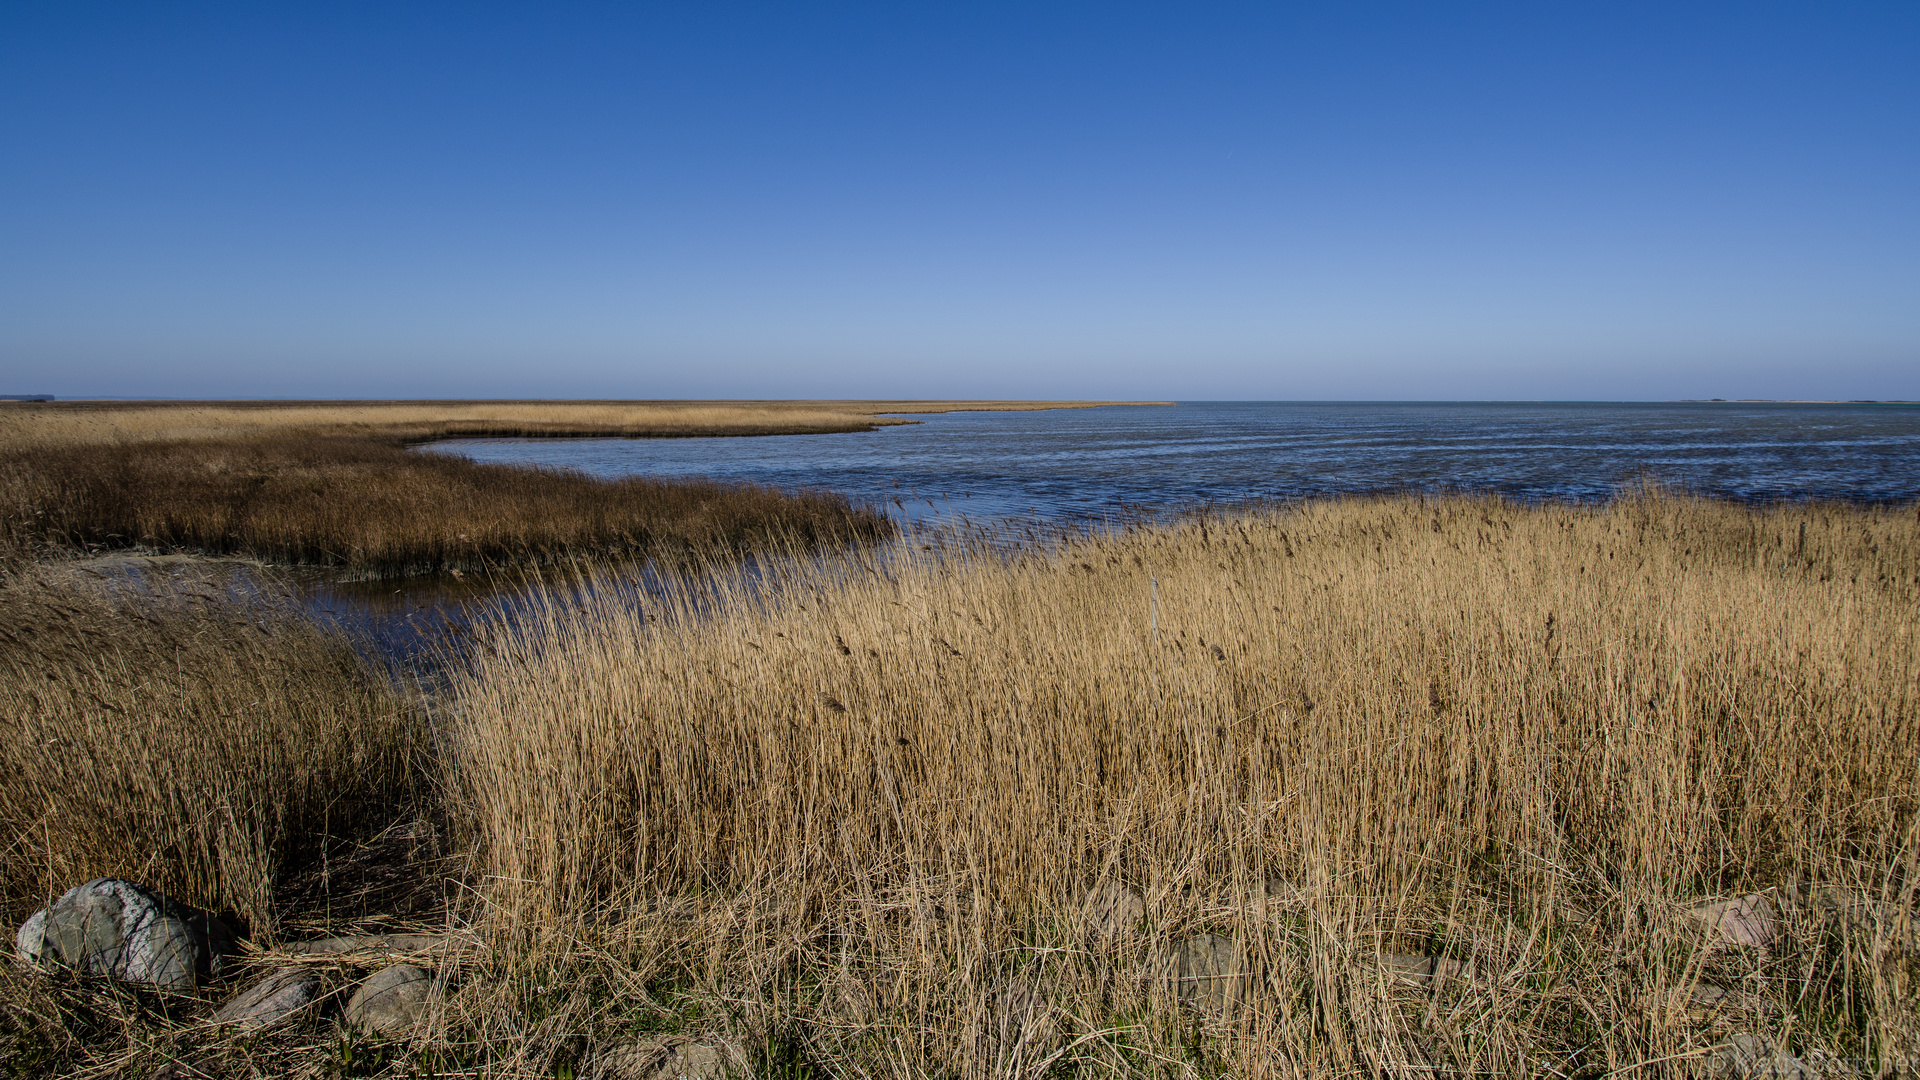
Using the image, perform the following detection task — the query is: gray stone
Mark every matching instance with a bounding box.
[1788,883,1916,948]
[14,878,233,990]
[343,963,434,1036]
[1704,1033,1815,1078]
[1686,981,1762,1022]
[1078,882,1144,939]
[1690,894,1780,952]
[211,967,319,1029]
[984,979,1058,1063]
[588,1036,747,1080]
[1378,952,1469,989]
[1170,933,1249,1015]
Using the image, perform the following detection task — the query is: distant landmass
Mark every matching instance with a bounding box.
[0,395,54,402]
[1678,398,1917,404]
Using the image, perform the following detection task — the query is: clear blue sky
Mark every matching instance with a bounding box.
[3,2,1915,400]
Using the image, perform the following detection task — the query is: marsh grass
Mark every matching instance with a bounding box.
[5,434,893,575]
[0,399,1142,573]
[0,568,419,938]
[2,493,1916,1078]
[0,399,1127,451]
[441,492,1920,1075]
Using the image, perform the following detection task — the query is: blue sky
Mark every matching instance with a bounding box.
[2,2,1915,400]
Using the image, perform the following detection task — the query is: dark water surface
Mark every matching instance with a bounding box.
[428,402,1920,528]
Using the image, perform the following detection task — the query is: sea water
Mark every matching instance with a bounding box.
[427,401,1920,527]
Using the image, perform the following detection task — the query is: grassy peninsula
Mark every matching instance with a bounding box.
[0,400,1145,575]
[2,460,1916,1075]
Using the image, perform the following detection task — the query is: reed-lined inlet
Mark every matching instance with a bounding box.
[4,486,1916,1077]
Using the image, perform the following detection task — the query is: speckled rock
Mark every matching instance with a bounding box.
[1170,933,1249,1014]
[1079,882,1144,939]
[1378,952,1470,989]
[1685,981,1764,1025]
[1689,893,1780,951]
[14,878,233,990]
[1705,1033,1815,1078]
[211,967,320,1029]
[343,964,434,1035]
[588,1035,748,1080]
[1789,883,1917,948]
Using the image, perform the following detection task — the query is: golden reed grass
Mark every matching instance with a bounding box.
[443,493,1920,1076]
[0,400,995,573]
[4,435,892,575]
[0,569,417,940]
[2,491,1913,1077]
[0,399,1132,451]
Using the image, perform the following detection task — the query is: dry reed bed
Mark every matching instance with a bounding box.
[0,401,907,450]
[0,399,1131,451]
[0,569,418,939]
[444,494,1920,1076]
[2,494,1915,1078]
[3,435,892,575]
[0,399,1127,573]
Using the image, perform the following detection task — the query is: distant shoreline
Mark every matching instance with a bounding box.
[1674,398,1918,404]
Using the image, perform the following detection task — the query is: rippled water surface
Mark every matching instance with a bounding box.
[430,402,1920,526]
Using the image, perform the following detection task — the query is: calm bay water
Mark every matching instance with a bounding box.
[429,402,1920,528]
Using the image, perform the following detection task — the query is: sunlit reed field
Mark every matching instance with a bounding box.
[3,492,1916,1078]
[3,435,891,576]
[2,400,1044,572]
[448,493,1920,1076]
[0,399,1127,450]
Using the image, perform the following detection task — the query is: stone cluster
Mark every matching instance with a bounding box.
[13,877,445,1036]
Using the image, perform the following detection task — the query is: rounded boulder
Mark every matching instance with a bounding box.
[344,963,435,1035]
[14,878,233,990]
